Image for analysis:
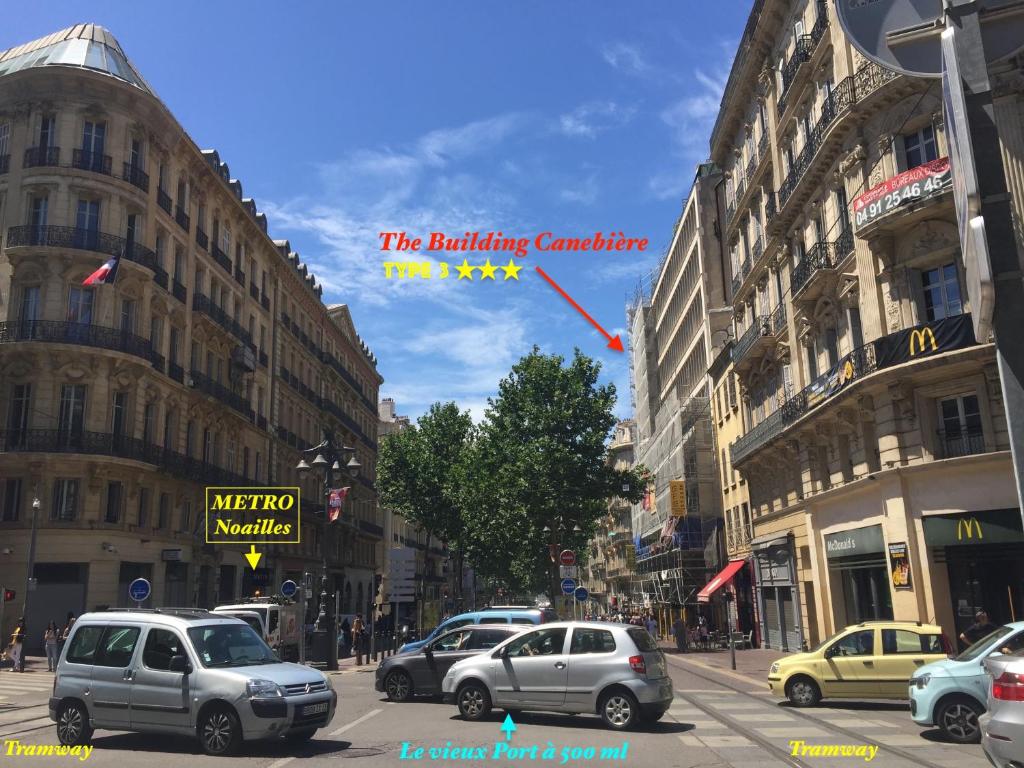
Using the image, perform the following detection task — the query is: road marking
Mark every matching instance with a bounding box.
[329,707,382,737]
[677,733,703,746]
[703,701,765,710]
[756,726,829,737]
[732,712,794,722]
[699,734,757,747]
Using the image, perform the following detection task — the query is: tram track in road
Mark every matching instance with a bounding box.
[667,655,944,768]
[0,703,54,740]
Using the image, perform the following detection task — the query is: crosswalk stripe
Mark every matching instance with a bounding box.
[757,726,829,738]
[677,733,703,747]
[699,735,757,747]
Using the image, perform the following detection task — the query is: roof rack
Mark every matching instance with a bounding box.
[102,608,219,618]
[856,620,922,627]
[482,605,537,611]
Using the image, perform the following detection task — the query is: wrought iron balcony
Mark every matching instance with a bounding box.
[777,35,814,115]
[195,226,208,251]
[261,292,270,311]
[234,267,245,287]
[726,200,737,225]
[189,369,254,420]
[157,187,172,214]
[758,131,768,161]
[765,191,778,224]
[732,315,770,363]
[751,238,764,264]
[810,2,829,45]
[249,283,260,301]
[122,162,149,192]
[0,154,10,174]
[258,350,268,368]
[6,225,159,274]
[0,320,157,367]
[211,243,232,274]
[731,274,742,297]
[174,205,190,232]
[769,301,787,335]
[790,240,836,296]
[745,150,757,182]
[23,146,60,168]
[191,291,255,349]
[168,361,184,384]
[72,149,112,176]
[172,280,187,304]
[939,429,986,459]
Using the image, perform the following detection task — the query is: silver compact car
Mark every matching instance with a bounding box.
[441,621,673,730]
[50,609,337,755]
[981,652,1024,767]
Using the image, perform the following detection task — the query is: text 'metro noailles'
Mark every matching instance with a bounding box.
[205,487,301,545]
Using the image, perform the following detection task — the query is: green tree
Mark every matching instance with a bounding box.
[464,347,645,599]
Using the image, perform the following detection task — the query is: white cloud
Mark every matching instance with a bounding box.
[558,101,636,139]
[602,42,649,74]
[560,172,600,205]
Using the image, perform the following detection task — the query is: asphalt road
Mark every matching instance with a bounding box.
[0,655,998,767]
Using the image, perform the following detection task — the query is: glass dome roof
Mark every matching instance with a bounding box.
[0,24,152,95]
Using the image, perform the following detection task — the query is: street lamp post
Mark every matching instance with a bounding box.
[296,430,360,672]
[544,521,581,619]
[19,494,40,672]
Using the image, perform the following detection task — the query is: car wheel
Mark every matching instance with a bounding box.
[786,677,821,707]
[600,690,639,730]
[457,682,492,721]
[284,728,317,743]
[198,705,242,756]
[385,670,413,702]
[937,698,983,744]
[56,701,92,746]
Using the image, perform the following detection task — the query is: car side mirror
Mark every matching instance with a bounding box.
[168,655,192,674]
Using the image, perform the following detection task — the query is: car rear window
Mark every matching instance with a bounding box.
[627,628,658,652]
[571,628,616,654]
[882,629,943,654]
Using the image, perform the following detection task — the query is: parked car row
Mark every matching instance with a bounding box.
[377,620,672,730]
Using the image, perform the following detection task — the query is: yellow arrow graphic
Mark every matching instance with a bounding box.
[244,545,263,571]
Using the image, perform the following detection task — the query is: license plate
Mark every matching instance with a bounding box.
[302,702,329,716]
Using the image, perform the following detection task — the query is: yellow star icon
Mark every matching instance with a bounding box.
[501,259,523,281]
[456,259,475,280]
[478,259,498,280]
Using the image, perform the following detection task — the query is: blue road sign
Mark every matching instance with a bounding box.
[574,586,589,602]
[560,578,576,595]
[281,579,298,598]
[128,578,151,603]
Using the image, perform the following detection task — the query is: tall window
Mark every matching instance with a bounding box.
[185,420,196,457]
[82,121,105,155]
[6,384,30,445]
[2,478,22,521]
[921,263,963,321]
[52,478,79,521]
[0,122,9,160]
[76,199,100,232]
[173,247,184,282]
[39,116,55,148]
[30,196,48,229]
[202,428,212,464]
[126,213,138,248]
[163,408,176,451]
[157,492,169,529]
[111,391,128,440]
[255,452,262,483]
[137,487,150,528]
[129,137,143,170]
[150,316,162,352]
[939,394,983,457]
[120,299,136,334]
[58,384,86,445]
[67,287,94,325]
[169,327,181,365]
[243,447,250,478]
[902,125,938,170]
[143,403,156,444]
[105,481,123,524]
[181,501,192,533]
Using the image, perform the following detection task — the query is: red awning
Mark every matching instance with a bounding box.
[696,560,746,603]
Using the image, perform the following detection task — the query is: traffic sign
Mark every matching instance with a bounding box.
[280,579,298,599]
[128,578,151,603]
[574,586,589,602]
[559,565,578,579]
[559,550,576,566]
[560,578,576,595]
[835,0,1024,78]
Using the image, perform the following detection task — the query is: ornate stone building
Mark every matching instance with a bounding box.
[710,1,1023,650]
[0,25,383,651]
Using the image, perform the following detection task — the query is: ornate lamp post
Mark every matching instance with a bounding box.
[296,429,360,671]
[19,494,40,672]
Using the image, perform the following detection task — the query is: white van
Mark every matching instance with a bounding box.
[213,601,300,660]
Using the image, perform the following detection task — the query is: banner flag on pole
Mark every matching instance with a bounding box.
[83,251,122,286]
[328,487,350,522]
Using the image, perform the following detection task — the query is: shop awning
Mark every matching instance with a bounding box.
[697,560,746,603]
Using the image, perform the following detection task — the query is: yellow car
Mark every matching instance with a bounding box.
[767,621,952,706]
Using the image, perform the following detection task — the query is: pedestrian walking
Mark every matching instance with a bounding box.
[645,614,658,639]
[340,618,351,658]
[58,612,75,658]
[44,621,60,671]
[352,613,365,665]
[8,617,25,672]
[672,616,688,653]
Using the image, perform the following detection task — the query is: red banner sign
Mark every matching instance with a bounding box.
[852,157,951,231]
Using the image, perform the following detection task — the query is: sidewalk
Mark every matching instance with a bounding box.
[656,638,787,679]
[0,655,56,675]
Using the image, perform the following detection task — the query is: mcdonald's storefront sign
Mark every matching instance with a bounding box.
[922,509,1024,548]
[909,327,938,356]
[874,314,976,369]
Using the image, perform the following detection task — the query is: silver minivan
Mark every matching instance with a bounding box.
[49,609,336,755]
[441,621,673,730]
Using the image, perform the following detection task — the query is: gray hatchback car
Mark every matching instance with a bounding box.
[441,621,673,729]
[50,609,336,755]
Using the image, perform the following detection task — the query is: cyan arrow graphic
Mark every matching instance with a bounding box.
[500,713,516,741]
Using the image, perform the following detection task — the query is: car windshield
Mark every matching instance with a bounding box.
[956,625,1015,662]
[187,623,278,668]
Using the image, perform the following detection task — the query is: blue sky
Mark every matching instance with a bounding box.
[5,1,748,421]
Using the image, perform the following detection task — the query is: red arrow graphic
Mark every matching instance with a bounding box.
[534,266,624,352]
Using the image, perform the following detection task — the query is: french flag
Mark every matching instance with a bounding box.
[82,254,121,286]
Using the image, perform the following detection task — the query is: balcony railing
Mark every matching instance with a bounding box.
[261,292,270,311]
[189,369,254,420]
[0,429,257,488]
[172,280,187,304]
[250,283,260,301]
[939,429,986,459]
[211,244,232,274]
[72,149,112,176]
[23,146,60,168]
[6,225,159,274]
[770,301,787,335]
[174,205,190,232]
[0,320,158,367]
[122,162,149,192]
[0,154,9,174]
[157,187,172,214]
[258,350,268,368]
[234,267,246,287]
[192,292,255,349]
[732,315,770,363]
[777,35,814,115]
[765,191,778,224]
[195,226,208,251]
[790,227,854,297]
[168,362,184,383]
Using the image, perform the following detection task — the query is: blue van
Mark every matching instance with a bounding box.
[398,606,557,653]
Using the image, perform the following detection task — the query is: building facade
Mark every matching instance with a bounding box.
[0,25,383,651]
[709,1,1024,650]
[627,164,731,627]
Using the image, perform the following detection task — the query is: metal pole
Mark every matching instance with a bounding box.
[324,461,337,672]
[19,496,40,672]
[298,572,306,665]
[728,598,736,671]
[947,0,1024,518]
